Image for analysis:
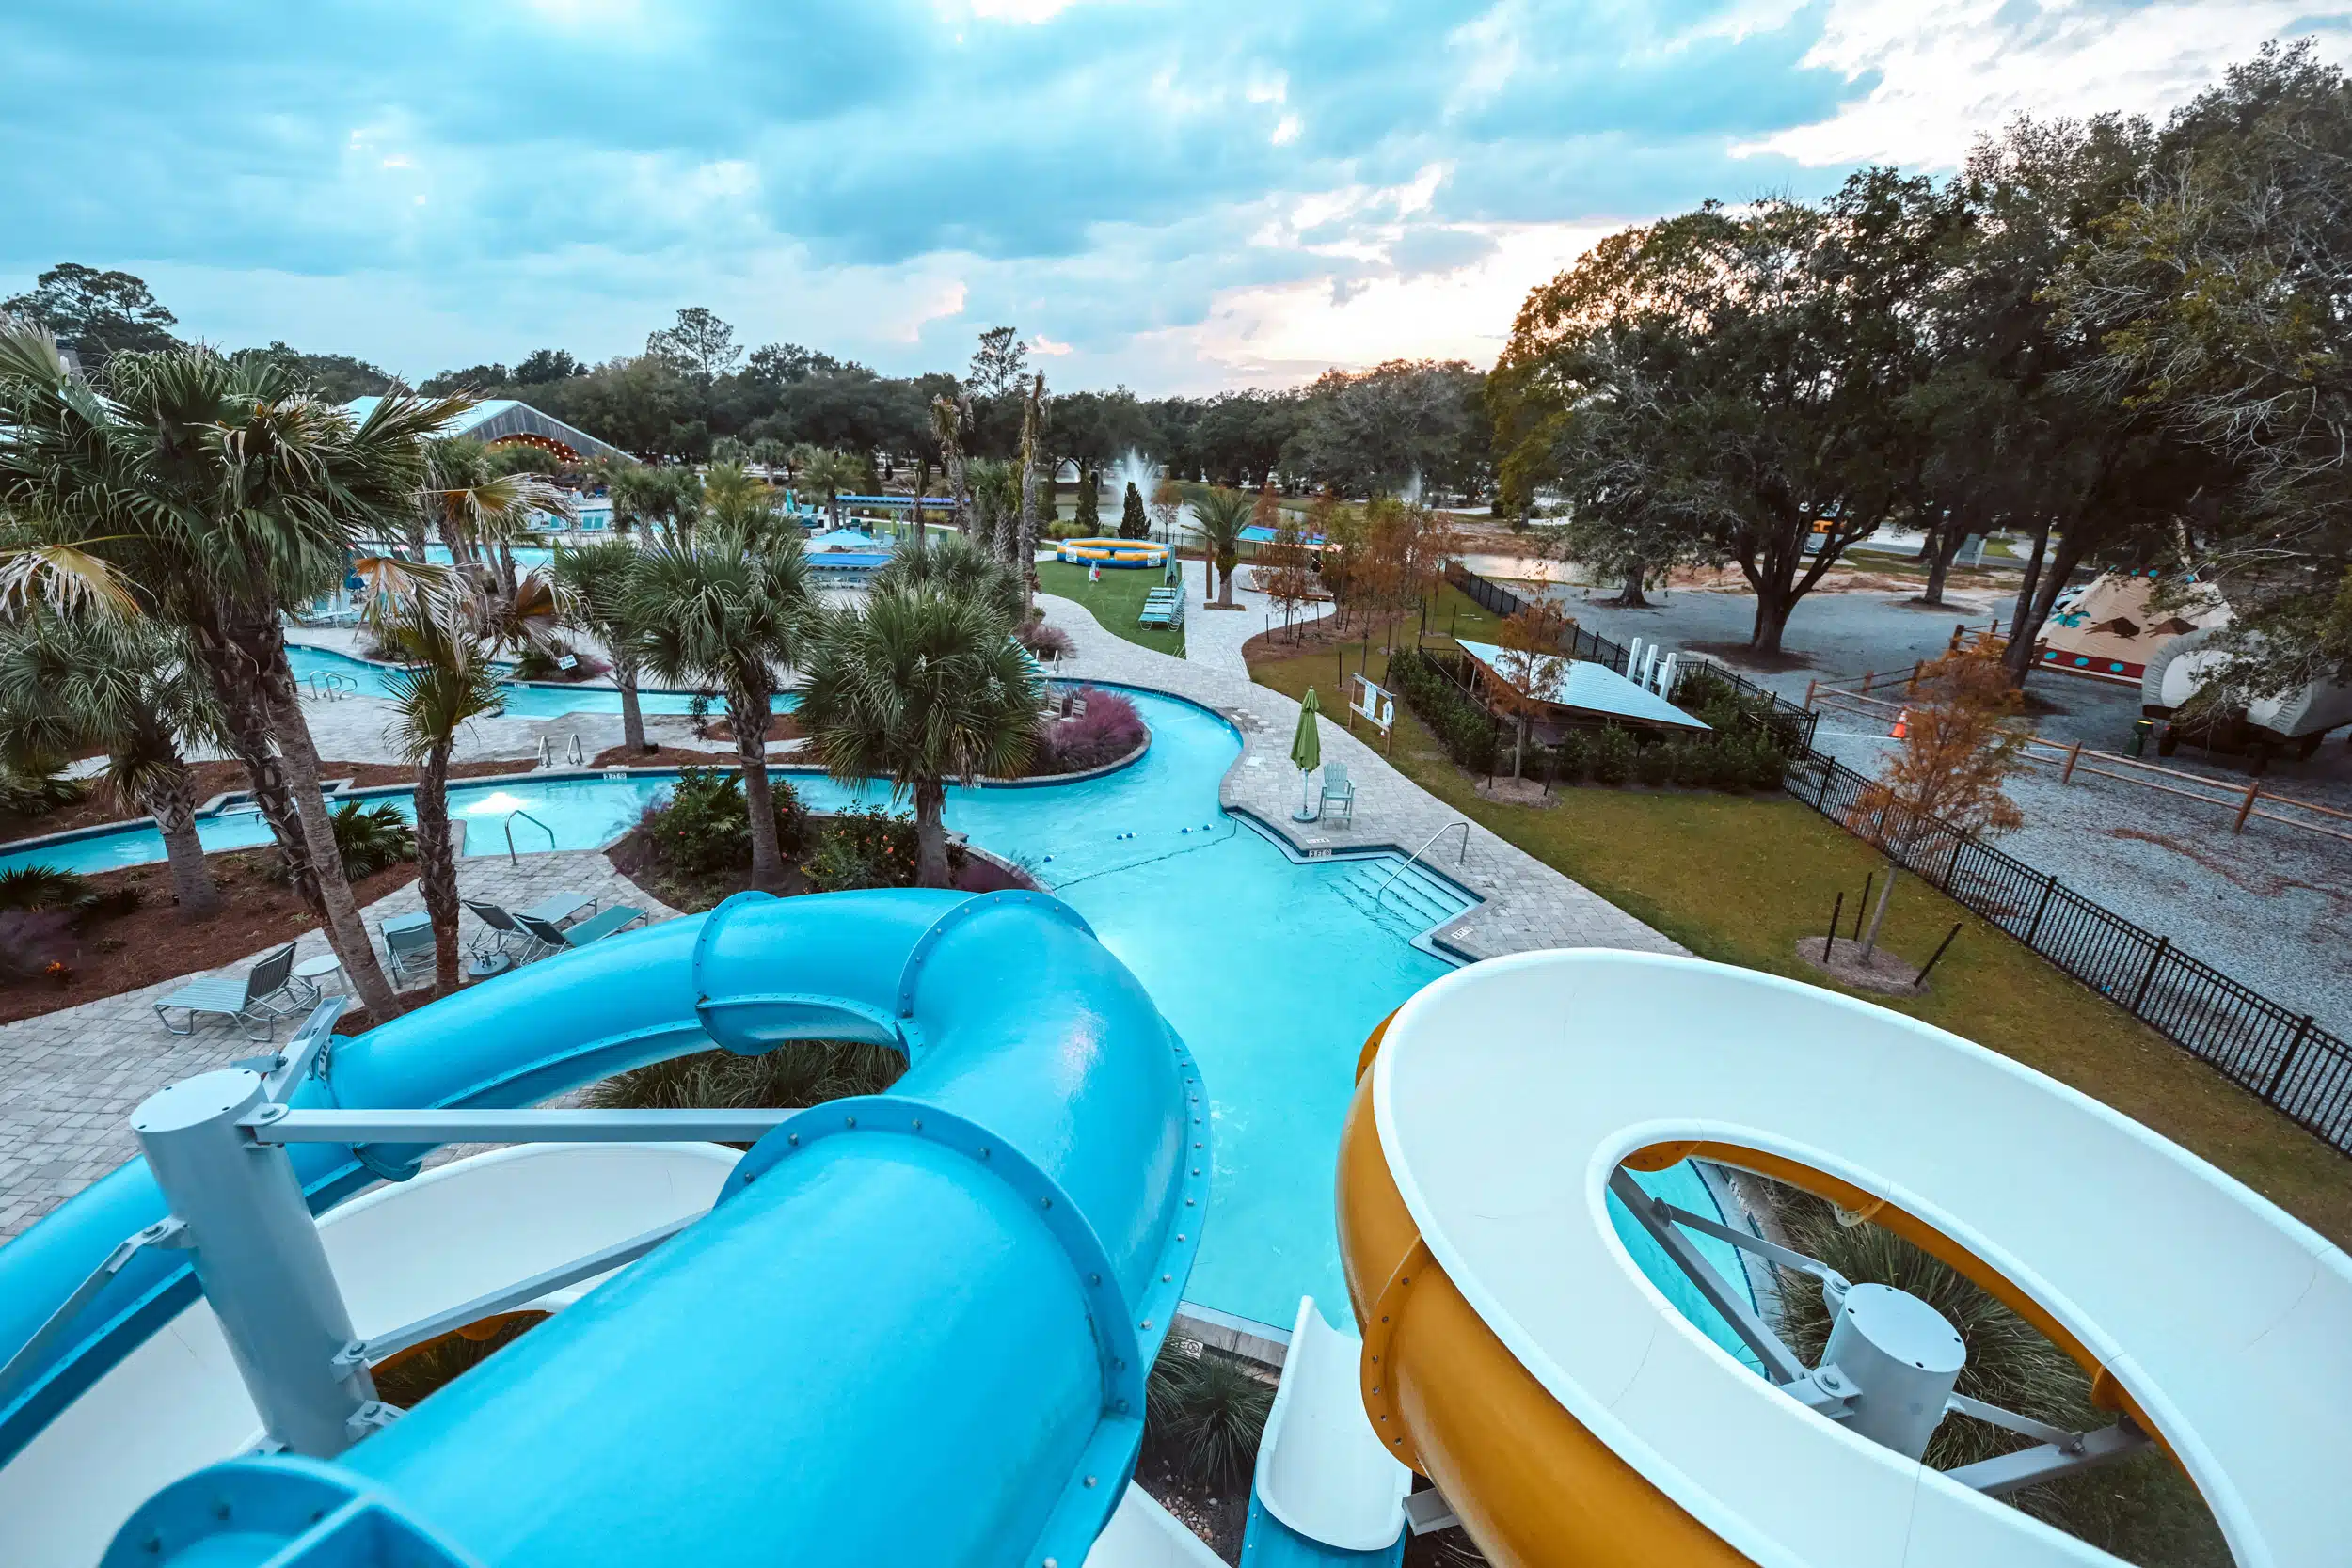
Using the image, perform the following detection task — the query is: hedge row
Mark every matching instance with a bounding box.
[1388,647,1498,773]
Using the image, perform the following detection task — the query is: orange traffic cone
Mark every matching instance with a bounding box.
[1890,707,1911,740]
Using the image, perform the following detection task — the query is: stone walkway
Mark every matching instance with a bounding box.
[0,850,677,1240]
[1169,558,1334,676]
[1039,591,1683,965]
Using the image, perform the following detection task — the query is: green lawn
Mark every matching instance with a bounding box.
[1251,585,2352,1249]
[1035,558,1185,657]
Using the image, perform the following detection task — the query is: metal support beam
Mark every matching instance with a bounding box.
[1945,1391,2087,1449]
[244,1107,802,1145]
[1650,1198,1851,1296]
[334,1214,695,1370]
[0,1218,184,1406]
[1607,1166,1810,1386]
[133,1069,377,1458]
[1944,1420,2153,1497]
[262,997,346,1104]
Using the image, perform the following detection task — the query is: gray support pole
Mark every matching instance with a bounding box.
[132,1069,377,1458]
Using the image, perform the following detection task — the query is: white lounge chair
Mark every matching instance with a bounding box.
[1241,1296,1411,1563]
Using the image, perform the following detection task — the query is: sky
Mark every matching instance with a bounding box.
[5,0,2346,394]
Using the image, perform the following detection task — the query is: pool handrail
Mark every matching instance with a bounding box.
[1373,820,1469,910]
[502,809,557,866]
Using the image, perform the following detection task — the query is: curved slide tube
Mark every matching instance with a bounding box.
[0,888,1206,1567]
[1338,950,2352,1568]
[2,1142,740,1568]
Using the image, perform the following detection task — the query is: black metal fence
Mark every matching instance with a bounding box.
[1792,752,2352,1153]
[1442,561,2352,1156]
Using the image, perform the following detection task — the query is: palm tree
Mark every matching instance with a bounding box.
[870,533,1023,626]
[0,612,226,915]
[799,583,1040,887]
[628,530,812,888]
[791,446,864,530]
[930,393,971,538]
[0,319,452,1019]
[1192,486,1253,608]
[374,590,503,995]
[553,539,653,754]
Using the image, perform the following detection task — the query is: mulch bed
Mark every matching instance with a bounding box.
[0,850,419,1027]
[1239,614,1375,665]
[1134,1460,1248,1563]
[1683,639,1820,673]
[589,745,755,770]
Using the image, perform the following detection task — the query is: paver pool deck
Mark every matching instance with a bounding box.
[0,590,1675,1241]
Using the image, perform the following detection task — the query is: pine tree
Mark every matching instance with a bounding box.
[1076,471,1101,533]
[1120,482,1149,539]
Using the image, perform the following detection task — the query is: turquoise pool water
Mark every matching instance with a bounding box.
[287,645,792,721]
[0,684,1757,1348]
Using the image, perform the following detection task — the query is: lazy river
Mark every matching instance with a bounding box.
[0,683,1754,1339]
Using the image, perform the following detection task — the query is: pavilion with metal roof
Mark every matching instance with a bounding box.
[342,397,633,465]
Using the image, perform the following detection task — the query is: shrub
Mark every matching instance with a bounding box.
[1549,731,1589,784]
[587,1039,904,1113]
[1389,648,1497,774]
[1015,620,1074,661]
[804,804,921,892]
[0,866,93,911]
[299,800,414,881]
[1144,1346,1275,1491]
[1633,736,1674,786]
[512,643,605,682]
[0,754,84,819]
[0,908,76,982]
[1588,725,1636,785]
[1032,688,1146,774]
[1743,735,1790,791]
[639,768,806,878]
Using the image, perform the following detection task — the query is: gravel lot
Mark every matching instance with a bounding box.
[1476,568,2352,1039]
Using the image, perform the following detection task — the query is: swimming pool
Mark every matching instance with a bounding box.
[287,644,793,721]
[0,684,1756,1345]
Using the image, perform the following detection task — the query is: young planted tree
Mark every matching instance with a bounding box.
[1255,510,1320,641]
[1149,475,1184,543]
[1191,487,1252,609]
[0,612,225,915]
[799,583,1041,888]
[1490,601,1569,779]
[376,595,505,996]
[553,538,653,754]
[1848,635,2029,955]
[1120,481,1149,540]
[628,529,813,889]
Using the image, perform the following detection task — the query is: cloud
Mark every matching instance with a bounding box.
[2,0,2336,388]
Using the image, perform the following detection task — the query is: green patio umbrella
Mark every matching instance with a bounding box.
[1291,687,1323,821]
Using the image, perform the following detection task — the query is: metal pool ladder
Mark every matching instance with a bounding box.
[534,732,587,768]
[502,810,556,866]
[1374,819,1470,909]
[306,672,358,702]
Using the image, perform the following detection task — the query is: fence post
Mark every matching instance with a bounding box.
[1803,677,1818,709]
[1817,763,1835,811]
[2024,872,2058,947]
[2130,936,2170,1014]
[2262,1015,2317,1105]
[2233,779,2260,832]
[1906,660,1923,694]
[2061,740,2083,784]
[1941,835,1965,894]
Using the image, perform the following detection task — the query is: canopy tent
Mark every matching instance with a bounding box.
[1454,640,1708,732]
[342,397,633,466]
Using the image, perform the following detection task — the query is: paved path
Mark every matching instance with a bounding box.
[1170,558,1333,677]
[1039,591,1683,966]
[0,850,676,1240]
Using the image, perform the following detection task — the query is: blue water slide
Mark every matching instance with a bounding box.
[0,888,1206,1567]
